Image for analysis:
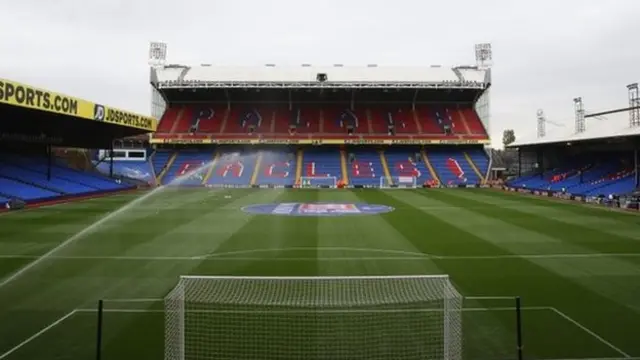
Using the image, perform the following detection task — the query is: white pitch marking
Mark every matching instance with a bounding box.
[549,307,631,358]
[0,310,78,360]
[1,252,640,262]
[74,306,551,314]
[102,298,164,303]
[200,246,428,259]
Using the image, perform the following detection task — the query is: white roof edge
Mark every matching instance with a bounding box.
[153,64,489,84]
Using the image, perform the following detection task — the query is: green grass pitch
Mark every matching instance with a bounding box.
[0,188,639,360]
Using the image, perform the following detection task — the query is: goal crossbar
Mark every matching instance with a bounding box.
[180,275,449,280]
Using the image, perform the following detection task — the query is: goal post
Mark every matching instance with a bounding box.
[165,275,463,360]
[380,175,417,188]
[300,176,337,188]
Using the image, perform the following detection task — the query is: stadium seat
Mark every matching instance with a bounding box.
[207,151,257,186]
[255,151,296,186]
[302,149,342,183]
[384,149,433,184]
[298,106,321,133]
[323,107,349,134]
[0,153,128,195]
[446,108,468,134]
[173,107,195,133]
[0,176,61,201]
[348,150,383,186]
[0,163,94,194]
[466,148,490,178]
[275,108,292,134]
[415,106,443,134]
[461,108,487,135]
[163,150,214,185]
[157,107,180,133]
[368,107,395,134]
[429,149,482,185]
[153,150,174,175]
[508,154,638,196]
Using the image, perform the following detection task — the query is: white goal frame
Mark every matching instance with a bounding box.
[380,175,418,188]
[300,176,338,188]
[165,275,462,360]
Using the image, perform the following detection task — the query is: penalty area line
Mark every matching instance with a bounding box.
[549,307,631,358]
[0,309,78,360]
[1,253,640,261]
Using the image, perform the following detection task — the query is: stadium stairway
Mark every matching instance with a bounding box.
[340,149,349,185]
[168,107,184,134]
[410,108,423,134]
[250,152,263,185]
[162,151,213,185]
[461,108,487,135]
[379,150,393,184]
[385,149,433,185]
[254,151,297,186]
[421,150,441,183]
[415,107,442,134]
[464,149,489,183]
[207,151,258,186]
[153,151,175,183]
[202,152,220,184]
[295,149,304,184]
[347,150,384,187]
[157,107,179,133]
[173,107,194,133]
[302,149,342,186]
[368,108,390,134]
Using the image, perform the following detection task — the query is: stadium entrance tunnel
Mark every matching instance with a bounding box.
[242,202,395,216]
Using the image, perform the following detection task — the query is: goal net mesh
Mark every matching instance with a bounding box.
[380,176,417,188]
[300,176,337,188]
[165,275,462,360]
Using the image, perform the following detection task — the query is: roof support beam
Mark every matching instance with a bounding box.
[156,81,486,90]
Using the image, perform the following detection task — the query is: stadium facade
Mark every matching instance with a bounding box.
[142,44,495,189]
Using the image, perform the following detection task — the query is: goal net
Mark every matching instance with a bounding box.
[380,176,417,188]
[165,275,462,360]
[300,176,338,188]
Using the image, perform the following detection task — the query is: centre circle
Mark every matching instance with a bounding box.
[241,202,395,217]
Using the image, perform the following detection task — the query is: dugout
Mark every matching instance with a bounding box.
[0,78,157,179]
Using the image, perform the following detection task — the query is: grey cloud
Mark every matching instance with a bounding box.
[1,0,638,148]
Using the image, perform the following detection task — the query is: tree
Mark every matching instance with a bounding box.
[502,129,516,147]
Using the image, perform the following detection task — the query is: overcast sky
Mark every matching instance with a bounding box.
[1,0,638,147]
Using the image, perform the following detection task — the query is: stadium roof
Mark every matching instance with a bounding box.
[0,78,157,133]
[509,108,639,148]
[152,64,490,89]
[0,78,157,148]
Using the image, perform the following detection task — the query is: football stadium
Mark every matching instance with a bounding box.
[0,41,640,360]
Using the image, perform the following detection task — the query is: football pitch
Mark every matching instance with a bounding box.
[0,187,639,360]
